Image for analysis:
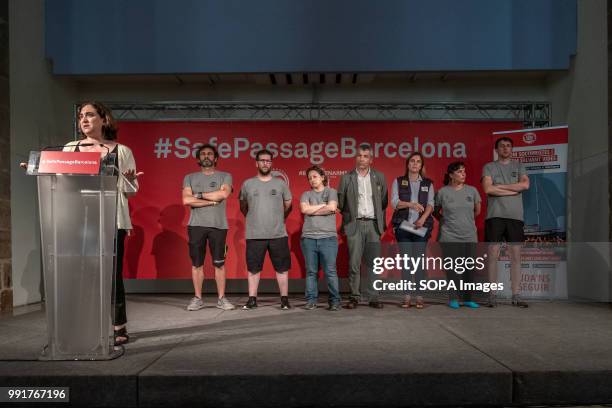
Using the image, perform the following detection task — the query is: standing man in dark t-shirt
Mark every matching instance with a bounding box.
[239,149,293,310]
[182,144,235,311]
[481,137,530,308]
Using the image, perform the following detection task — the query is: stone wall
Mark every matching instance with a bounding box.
[0,0,11,312]
[609,0,612,241]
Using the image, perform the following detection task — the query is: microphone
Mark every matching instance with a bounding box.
[42,143,95,151]
[99,143,118,176]
[99,143,111,157]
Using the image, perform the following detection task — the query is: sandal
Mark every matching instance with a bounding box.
[114,327,130,346]
[400,295,411,308]
[415,296,425,309]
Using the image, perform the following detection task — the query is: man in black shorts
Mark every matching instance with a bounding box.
[482,137,530,307]
[239,149,293,310]
[182,144,235,311]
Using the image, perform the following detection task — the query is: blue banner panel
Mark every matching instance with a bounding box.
[45,0,576,75]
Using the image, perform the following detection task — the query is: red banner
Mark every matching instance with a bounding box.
[38,151,100,174]
[119,121,522,279]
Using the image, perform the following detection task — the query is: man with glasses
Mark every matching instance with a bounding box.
[239,149,293,310]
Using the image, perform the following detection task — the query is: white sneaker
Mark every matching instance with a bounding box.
[187,296,204,311]
[216,296,236,310]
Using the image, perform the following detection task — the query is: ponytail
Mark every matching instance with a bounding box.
[445,161,465,186]
[443,173,451,185]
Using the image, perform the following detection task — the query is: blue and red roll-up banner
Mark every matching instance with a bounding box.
[493,126,568,299]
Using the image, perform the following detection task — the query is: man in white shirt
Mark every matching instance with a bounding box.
[337,144,388,309]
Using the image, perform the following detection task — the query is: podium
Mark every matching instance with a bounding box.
[28,150,123,360]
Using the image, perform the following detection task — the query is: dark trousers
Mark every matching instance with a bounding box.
[113,229,127,326]
[442,242,476,302]
[395,227,429,295]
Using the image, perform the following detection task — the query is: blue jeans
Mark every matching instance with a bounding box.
[394,227,429,295]
[301,237,341,305]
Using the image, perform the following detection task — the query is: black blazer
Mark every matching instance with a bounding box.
[337,168,388,236]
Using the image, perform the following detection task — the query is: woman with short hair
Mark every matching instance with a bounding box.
[299,166,341,311]
[63,101,142,344]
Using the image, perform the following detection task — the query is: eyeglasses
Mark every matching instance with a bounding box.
[258,159,272,164]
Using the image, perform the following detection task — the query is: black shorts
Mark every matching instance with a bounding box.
[187,226,228,268]
[485,218,525,243]
[246,237,291,273]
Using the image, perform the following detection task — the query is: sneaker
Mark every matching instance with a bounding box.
[368,301,384,309]
[400,295,411,308]
[303,302,317,310]
[281,296,291,310]
[448,299,460,309]
[487,293,497,308]
[415,296,425,309]
[216,296,236,311]
[187,296,205,311]
[242,296,257,310]
[328,304,341,311]
[344,299,359,309]
[512,294,529,308]
[463,301,480,309]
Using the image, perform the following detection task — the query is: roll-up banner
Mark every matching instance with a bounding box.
[492,126,568,299]
[118,121,524,280]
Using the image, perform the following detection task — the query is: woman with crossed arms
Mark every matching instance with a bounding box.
[299,166,341,311]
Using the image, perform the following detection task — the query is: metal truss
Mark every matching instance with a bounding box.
[104,101,550,127]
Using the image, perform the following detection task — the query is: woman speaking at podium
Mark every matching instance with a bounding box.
[63,101,141,346]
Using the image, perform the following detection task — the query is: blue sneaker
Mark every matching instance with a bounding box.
[462,301,480,309]
[448,299,460,309]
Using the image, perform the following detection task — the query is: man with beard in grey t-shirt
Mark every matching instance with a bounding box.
[239,149,293,310]
[482,136,530,308]
[183,144,235,311]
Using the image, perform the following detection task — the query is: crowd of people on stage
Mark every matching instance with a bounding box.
[61,101,533,346]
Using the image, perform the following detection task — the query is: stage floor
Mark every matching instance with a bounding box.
[1,295,612,407]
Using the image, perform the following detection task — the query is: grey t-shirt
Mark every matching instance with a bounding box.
[239,177,292,239]
[482,160,527,221]
[435,185,481,242]
[300,187,338,239]
[183,171,232,229]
